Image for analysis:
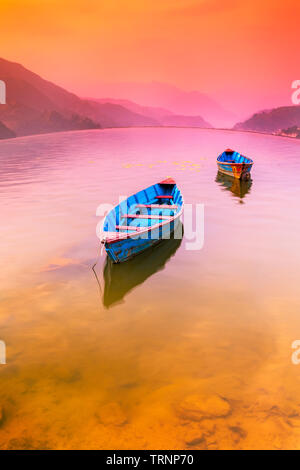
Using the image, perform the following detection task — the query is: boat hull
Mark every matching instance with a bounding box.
[217,149,253,180]
[217,162,253,180]
[105,216,181,263]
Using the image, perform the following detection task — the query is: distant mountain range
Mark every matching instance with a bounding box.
[92,98,211,129]
[0,58,212,139]
[91,98,174,121]
[234,105,300,134]
[0,58,160,138]
[1,57,299,141]
[96,81,235,128]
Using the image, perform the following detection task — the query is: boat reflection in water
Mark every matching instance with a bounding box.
[216,171,252,202]
[103,224,183,308]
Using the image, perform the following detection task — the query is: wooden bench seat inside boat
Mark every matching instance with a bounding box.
[136,204,178,209]
[123,214,172,220]
[102,231,127,240]
[116,225,142,231]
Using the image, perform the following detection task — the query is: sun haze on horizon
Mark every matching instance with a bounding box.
[0,0,298,117]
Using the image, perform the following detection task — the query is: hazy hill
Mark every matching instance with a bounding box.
[159,114,211,128]
[96,81,234,127]
[0,58,158,137]
[93,98,212,128]
[0,120,15,139]
[93,98,173,121]
[234,105,300,134]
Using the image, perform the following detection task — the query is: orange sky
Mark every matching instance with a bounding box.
[1,0,299,114]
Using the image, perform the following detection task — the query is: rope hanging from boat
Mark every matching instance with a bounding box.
[93,217,106,268]
[92,244,103,295]
[91,218,106,296]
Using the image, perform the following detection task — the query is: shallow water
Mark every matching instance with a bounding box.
[1,128,300,449]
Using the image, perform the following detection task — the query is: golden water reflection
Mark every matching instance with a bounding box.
[102,232,183,308]
[1,129,300,449]
[216,171,252,202]
[2,275,300,450]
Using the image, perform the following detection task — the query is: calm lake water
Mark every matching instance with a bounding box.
[1,128,300,449]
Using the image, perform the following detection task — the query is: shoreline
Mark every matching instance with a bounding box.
[1,125,300,144]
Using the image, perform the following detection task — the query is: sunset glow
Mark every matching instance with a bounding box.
[0,0,299,117]
[1,1,300,452]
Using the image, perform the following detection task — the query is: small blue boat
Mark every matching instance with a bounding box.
[217,149,253,180]
[101,178,184,263]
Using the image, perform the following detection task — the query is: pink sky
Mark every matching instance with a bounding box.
[1,0,299,117]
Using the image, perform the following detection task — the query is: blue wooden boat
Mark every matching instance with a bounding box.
[100,178,184,263]
[217,149,253,180]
